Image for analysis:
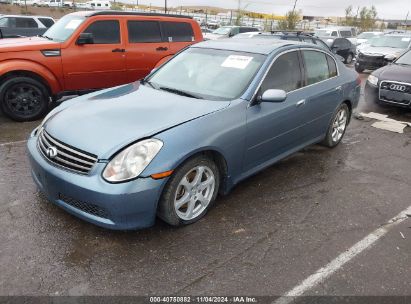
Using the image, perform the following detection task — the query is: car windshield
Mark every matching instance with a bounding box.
[395,50,411,65]
[42,15,85,42]
[146,48,266,101]
[358,32,379,39]
[314,29,334,37]
[369,36,411,48]
[212,27,232,35]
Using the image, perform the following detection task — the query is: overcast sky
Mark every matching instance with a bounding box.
[134,0,410,20]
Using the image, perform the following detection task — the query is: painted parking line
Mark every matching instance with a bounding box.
[274,205,411,304]
[0,140,28,147]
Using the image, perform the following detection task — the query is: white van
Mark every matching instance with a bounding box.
[314,26,357,44]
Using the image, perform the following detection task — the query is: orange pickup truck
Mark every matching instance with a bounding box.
[0,11,203,121]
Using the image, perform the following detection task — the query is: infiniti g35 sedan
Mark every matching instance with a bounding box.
[27,39,361,230]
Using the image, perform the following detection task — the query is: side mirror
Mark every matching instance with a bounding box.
[76,32,94,45]
[259,89,287,103]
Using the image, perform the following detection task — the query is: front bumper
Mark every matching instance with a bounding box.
[364,81,411,109]
[356,55,387,70]
[27,132,167,230]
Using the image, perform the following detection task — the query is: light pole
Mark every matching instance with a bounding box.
[165,0,167,13]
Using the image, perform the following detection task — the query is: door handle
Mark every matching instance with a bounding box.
[335,85,342,91]
[296,99,306,107]
[112,48,126,53]
[156,46,168,51]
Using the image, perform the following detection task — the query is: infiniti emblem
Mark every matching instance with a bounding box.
[46,146,58,159]
[389,84,406,92]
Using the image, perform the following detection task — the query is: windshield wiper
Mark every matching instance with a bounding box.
[158,86,203,99]
[140,78,156,89]
[39,35,53,40]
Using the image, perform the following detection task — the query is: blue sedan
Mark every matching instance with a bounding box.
[27,39,361,230]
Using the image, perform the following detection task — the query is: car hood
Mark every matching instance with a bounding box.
[359,46,405,57]
[44,82,230,159]
[203,33,225,40]
[0,36,60,53]
[373,63,411,83]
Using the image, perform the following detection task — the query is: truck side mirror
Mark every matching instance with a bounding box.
[76,32,94,45]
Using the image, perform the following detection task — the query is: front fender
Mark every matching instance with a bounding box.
[0,59,62,94]
[142,100,248,191]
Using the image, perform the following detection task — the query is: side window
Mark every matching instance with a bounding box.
[162,21,194,42]
[15,18,38,28]
[39,18,54,28]
[260,51,303,93]
[314,39,330,50]
[83,20,120,44]
[128,21,162,43]
[340,30,352,38]
[0,17,10,27]
[286,36,301,41]
[303,50,331,85]
[303,38,314,44]
[331,31,338,37]
[326,55,338,78]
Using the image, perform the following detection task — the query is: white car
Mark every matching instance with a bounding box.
[356,31,383,46]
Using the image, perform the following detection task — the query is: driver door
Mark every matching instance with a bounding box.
[243,50,308,174]
[62,19,127,91]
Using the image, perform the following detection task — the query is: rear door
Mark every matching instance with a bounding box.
[161,21,195,53]
[62,18,127,91]
[124,19,171,82]
[299,49,342,141]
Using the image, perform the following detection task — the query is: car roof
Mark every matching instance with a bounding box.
[0,14,52,18]
[193,38,312,55]
[70,10,192,19]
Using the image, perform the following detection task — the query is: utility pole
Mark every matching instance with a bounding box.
[405,11,409,30]
[292,0,297,14]
[165,0,167,13]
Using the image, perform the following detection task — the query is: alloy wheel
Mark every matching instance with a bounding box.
[331,107,348,143]
[174,165,216,221]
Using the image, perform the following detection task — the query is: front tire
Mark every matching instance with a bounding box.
[157,155,220,226]
[321,103,350,148]
[0,76,50,122]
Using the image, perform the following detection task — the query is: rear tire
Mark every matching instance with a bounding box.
[157,155,220,226]
[321,103,350,148]
[0,76,50,122]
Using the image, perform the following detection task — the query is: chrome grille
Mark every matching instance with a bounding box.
[37,129,98,174]
[379,81,411,106]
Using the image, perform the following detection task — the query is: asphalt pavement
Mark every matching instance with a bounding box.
[0,71,410,298]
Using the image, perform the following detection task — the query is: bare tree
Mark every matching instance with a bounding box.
[277,10,300,30]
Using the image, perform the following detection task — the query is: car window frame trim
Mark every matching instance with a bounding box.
[249,47,340,107]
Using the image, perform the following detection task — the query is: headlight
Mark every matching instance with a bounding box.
[384,54,397,61]
[102,139,163,183]
[367,74,378,86]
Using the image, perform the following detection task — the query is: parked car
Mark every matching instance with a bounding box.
[204,26,259,40]
[356,31,383,46]
[365,49,411,108]
[27,39,361,230]
[0,11,203,121]
[314,26,357,44]
[355,34,411,73]
[233,31,331,49]
[0,15,54,38]
[322,37,356,64]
